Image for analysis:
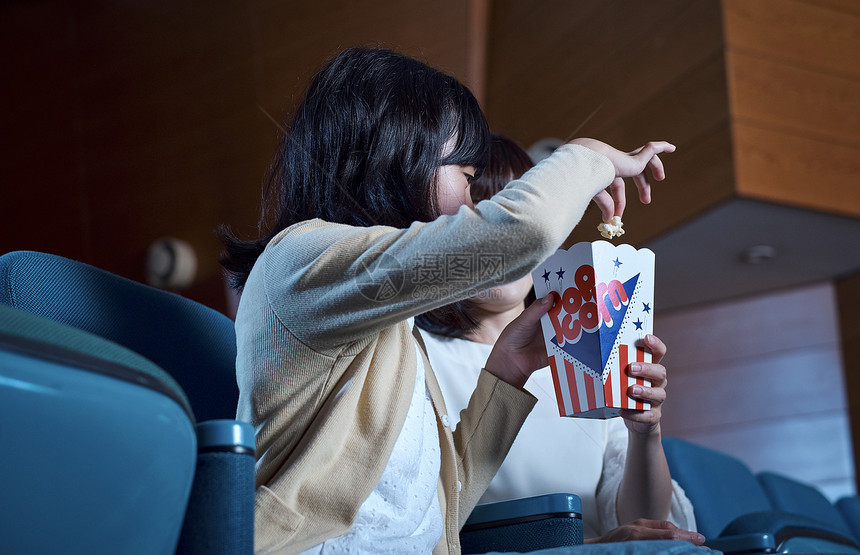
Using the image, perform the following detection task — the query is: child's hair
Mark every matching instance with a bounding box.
[219,47,490,290]
[416,134,536,338]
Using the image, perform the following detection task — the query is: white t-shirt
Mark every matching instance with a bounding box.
[421,330,696,539]
[302,326,443,553]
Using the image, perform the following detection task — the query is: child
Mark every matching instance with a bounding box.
[219,47,676,553]
[418,134,700,544]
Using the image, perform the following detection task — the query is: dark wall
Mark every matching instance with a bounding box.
[1,0,473,315]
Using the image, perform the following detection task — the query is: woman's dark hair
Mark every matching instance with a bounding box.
[416,134,536,338]
[219,47,490,289]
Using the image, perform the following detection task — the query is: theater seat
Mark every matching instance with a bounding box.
[0,250,254,554]
[663,436,860,554]
[838,496,860,544]
[0,304,197,553]
[662,437,771,540]
[757,471,853,539]
[0,250,238,422]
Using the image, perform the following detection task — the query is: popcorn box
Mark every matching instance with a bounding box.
[531,242,655,418]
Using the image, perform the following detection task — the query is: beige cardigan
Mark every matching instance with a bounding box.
[234,145,616,554]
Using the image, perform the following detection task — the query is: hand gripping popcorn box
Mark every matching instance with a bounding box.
[531,241,655,418]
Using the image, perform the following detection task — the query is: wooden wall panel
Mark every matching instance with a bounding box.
[732,122,860,217]
[251,0,474,116]
[592,53,730,154]
[71,2,263,296]
[485,0,725,145]
[664,347,846,428]
[565,52,736,245]
[565,123,736,247]
[483,0,615,142]
[722,0,860,78]
[803,0,860,18]
[728,50,860,145]
[484,0,733,246]
[467,0,491,106]
[1,3,88,259]
[0,0,471,314]
[657,281,855,500]
[723,0,860,217]
[657,282,839,368]
[676,412,854,502]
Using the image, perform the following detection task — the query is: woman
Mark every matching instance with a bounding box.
[219,47,681,553]
[418,134,699,544]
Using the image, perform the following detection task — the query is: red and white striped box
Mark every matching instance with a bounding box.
[531,242,655,419]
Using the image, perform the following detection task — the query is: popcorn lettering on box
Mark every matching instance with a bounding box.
[532,241,655,419]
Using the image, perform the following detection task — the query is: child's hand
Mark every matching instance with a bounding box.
[484,294,554,389]
[569,139,676,223]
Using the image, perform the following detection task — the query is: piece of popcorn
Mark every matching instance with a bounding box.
[597,216,625,239]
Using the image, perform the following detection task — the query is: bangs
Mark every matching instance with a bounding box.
[439,82,490,174]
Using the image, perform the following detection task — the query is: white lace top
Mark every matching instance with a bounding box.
[422,330,696,539]
[301,324,443,553]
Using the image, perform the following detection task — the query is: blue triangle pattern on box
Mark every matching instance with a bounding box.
[552,273,639,377]
[599,273,639,368]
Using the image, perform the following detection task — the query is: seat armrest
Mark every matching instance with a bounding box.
[176,420,255,555]
[195,419,255,454]
[706,532,776,553]
[460,494,583,554]
[717,510,860,554]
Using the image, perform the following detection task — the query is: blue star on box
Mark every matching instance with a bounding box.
[613,257,622,268]
[556,268,565,280]
[642,302,651,313]
[634,319,643,330]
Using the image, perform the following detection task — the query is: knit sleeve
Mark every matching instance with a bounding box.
[261,144,614,349]
[450,369,538,527]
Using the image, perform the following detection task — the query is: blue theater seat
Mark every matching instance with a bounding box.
[0,251,254,554]
[0,304,197,553]
[663,436,860,554]
[758,471,854,539]
[662,437,771,540]
[0,250,238,422]
[838,496,860,544]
